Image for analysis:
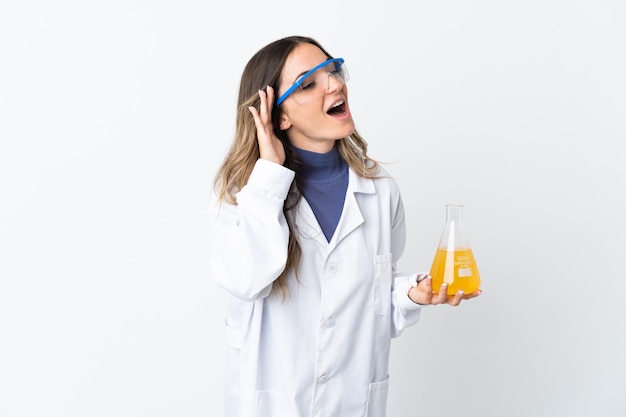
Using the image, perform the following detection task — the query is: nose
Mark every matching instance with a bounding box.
[326,72,342,93]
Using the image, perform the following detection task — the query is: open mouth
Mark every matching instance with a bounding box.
[327,100,347,115]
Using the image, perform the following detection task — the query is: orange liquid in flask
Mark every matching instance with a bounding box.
[430,248,481,295]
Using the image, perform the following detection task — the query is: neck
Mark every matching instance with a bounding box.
[287,138,337,154]
[292,145,346,182]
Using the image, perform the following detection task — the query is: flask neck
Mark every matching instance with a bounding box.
[446,204,464,223]
[439,204,470,249]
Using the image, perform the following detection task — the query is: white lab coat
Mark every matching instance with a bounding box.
[209,158,423,417]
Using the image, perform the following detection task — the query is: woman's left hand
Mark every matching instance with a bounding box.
[408,277,482,306]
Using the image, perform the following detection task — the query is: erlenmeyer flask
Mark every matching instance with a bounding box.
[429,204,481,295]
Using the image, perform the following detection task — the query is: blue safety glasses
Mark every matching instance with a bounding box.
[275,58,349,106]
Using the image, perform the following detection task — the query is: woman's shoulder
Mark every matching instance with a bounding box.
[373,164,401,189]
[348,163,403,198]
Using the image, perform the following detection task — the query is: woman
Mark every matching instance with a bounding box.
[209,35,481,417]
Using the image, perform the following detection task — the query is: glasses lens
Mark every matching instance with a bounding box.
[290,60,349,104]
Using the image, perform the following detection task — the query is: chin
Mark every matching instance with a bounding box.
[339,121,356,138]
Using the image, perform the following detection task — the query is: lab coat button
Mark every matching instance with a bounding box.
[323,319,335,328]
[328,264,338,273]
[318,374,329,384]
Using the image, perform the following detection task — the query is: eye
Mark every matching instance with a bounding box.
[301,80,316,90]
[331,64,344,78]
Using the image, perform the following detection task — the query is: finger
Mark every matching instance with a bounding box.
[248,106,262,130]
[447,290,464,307]
[258,86,274,123]
[254,89,272,135]
[265,85,275,112]
[462,289,483,300]
[416,277,434,305]
[420,276,433,294]
[433,283,448,305]
[257,89,268,119]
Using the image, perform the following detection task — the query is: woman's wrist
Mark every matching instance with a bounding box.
[407,272,430,305]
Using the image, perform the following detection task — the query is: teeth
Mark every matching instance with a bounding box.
[331,101,343,109]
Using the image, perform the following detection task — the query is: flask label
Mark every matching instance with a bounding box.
[456,254,472,277]
[458,268,473,277]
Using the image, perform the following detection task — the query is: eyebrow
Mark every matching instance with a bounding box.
[291,68,311,84]
[290,59,329,84]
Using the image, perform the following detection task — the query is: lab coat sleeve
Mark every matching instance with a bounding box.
[209,159,295,301]
[389,188,424,338]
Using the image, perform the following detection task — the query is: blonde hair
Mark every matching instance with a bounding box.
[213,36,381,300]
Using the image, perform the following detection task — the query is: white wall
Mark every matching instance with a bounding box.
[1,1,624,416]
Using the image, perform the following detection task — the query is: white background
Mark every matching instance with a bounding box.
[1,1,625,416]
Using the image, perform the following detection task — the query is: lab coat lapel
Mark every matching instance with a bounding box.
[291,192,327,247]
[328,168,376,252]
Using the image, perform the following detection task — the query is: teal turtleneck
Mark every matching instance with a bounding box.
[293,145,349,242]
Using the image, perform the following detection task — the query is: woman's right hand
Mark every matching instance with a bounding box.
[408,277,482,306]
[248,85,285,165]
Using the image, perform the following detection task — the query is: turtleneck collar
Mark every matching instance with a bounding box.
[292,144,347,183]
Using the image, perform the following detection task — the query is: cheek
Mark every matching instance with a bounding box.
[287,104,320,126]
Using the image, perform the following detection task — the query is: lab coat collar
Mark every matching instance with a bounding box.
[290,168,376,250]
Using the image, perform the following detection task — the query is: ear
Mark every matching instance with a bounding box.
[278,112,292,131]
